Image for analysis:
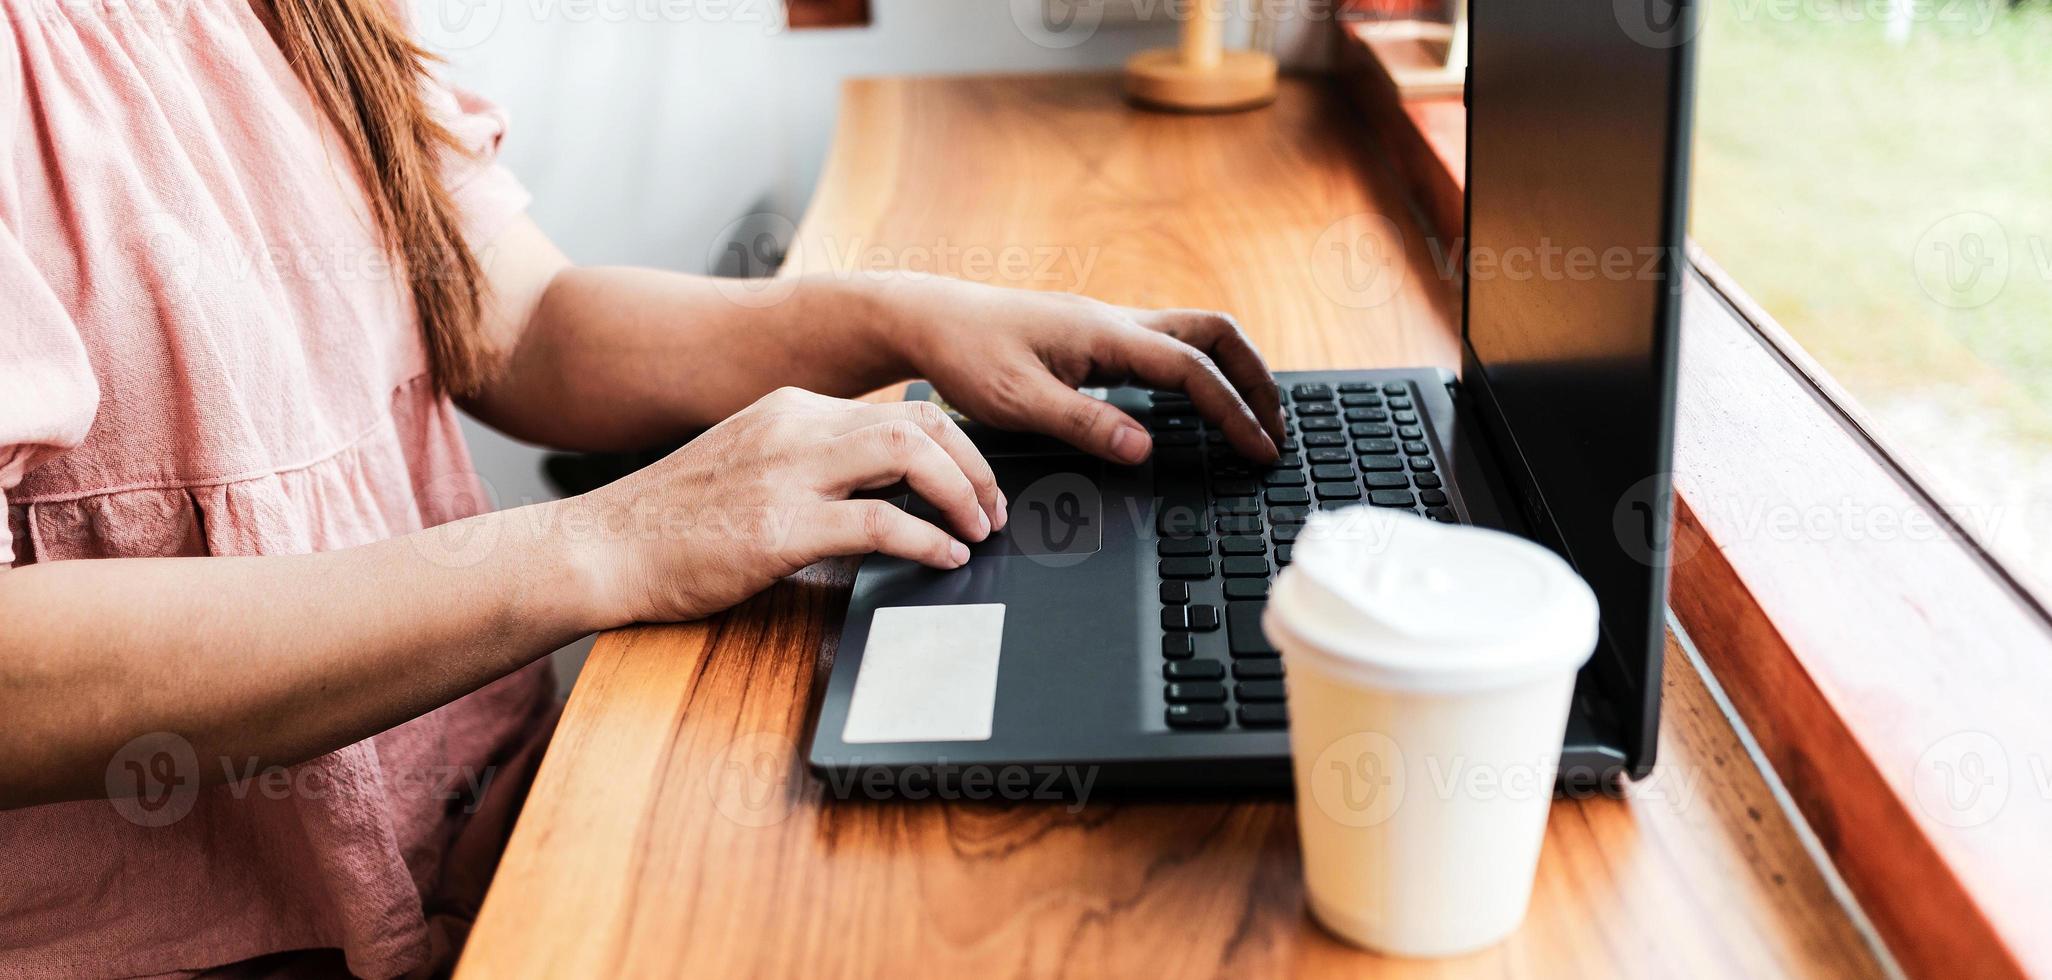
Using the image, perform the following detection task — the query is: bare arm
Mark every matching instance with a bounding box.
[460,218,1287,460]
[0,500,609,809]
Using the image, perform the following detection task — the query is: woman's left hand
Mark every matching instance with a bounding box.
[895,279,1289,465]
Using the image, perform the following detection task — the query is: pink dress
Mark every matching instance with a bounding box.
[1,1,553,975]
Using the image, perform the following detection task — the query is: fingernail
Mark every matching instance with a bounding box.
[976,508,991,539]
[994,490,1009,530]
[949,541,971,566]
[1110,426,1149,464]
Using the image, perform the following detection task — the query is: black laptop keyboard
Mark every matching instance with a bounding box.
[1148,380,1458,732]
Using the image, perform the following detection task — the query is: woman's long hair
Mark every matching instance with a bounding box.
[267,0,492,395]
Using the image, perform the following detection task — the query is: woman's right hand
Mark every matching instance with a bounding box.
[572,387,1007,624]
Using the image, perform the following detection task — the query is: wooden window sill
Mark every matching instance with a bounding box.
[1337,24,2052,979]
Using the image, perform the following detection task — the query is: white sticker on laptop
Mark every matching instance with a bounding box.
[841,603,1005,744]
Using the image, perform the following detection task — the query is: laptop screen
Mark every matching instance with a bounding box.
[1463,1,1696,702]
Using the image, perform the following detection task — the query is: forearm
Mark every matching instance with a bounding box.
[465,266,927,451]
[0,499,612,809]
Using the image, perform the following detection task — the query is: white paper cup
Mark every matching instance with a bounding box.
[1265,507,1599,957]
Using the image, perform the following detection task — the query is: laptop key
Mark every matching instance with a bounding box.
[1271,523,1302,543]
[1398,426,1424,440]
[1226,602,1277,657]
[1336,382,1377,393]
[1159,557,1215,579]
[1268,506,1312,525]
[1408,456,1435,472]
[1315,482,1362,501]
[1303,432,1346,447]
[1355,439,1398,455]
[1295,401,1339,416]
[1307,448,1351,464]
[1359,455,1404,472]
[1264,487,1311,506]
[1224,577,1270,599]
[1233,659,1285,680]
[1215,515,1264,534]
[1188,604,1220,631]
[1220,535,1266,555]
[1166,704,1230,729]
[1345,407,1390,422]
[1165,659,1226,681]
[1310,464,1354,482]
[1161,607,1192,631]
[1238,703,1289,727]
[1236,680,1287,702]
[1382,383,1408,395]
[1299,417,1341,432]
[1369,489,1416,508]
[1165,681,1228,704]
[1363,472,1408,490]
[1163,634,1195,659]
[1157,536,1211,557]
[1160,581,1190,604]
[1291,383,1334,401]
[1275,543,1293,565]
[1157,498,1207,536]
[1402,441,1430,456]
[1420,489,1449,506]
[1414,472,1442,489]
[1222,556,1270,577]
[1262,468,1306,487]
[1340,393,1383,407]
[1350,423,1395,439]
[1426,506,1457,522]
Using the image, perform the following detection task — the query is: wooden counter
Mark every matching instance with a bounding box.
[457,74,1886,979]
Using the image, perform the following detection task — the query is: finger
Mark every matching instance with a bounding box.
[822,421,991,542]
[1014,373,1158,465]
[1107,330,1278,463]
[1149,310,1287,445]
[799,499,970,570]
[864,401,1006,532]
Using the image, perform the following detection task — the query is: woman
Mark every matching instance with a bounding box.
[0,0,1283,975]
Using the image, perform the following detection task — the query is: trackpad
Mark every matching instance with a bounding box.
[841,603,1005,744]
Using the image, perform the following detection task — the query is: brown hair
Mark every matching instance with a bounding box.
[265,0,493,395]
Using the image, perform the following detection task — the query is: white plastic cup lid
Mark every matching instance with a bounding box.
[1265,507,1600,694]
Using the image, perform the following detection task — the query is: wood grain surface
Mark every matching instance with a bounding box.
[458,74,1885,980]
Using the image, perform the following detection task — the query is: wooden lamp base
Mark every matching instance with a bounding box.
[1122,48,1278,113]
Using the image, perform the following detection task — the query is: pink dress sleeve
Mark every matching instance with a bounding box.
[0,225,100,568]
[420,71,533,249]
[0,29,97,567]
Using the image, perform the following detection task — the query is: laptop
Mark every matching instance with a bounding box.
[807,0,1698,794]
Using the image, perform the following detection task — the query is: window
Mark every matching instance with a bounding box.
[1689,0,2052,602]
